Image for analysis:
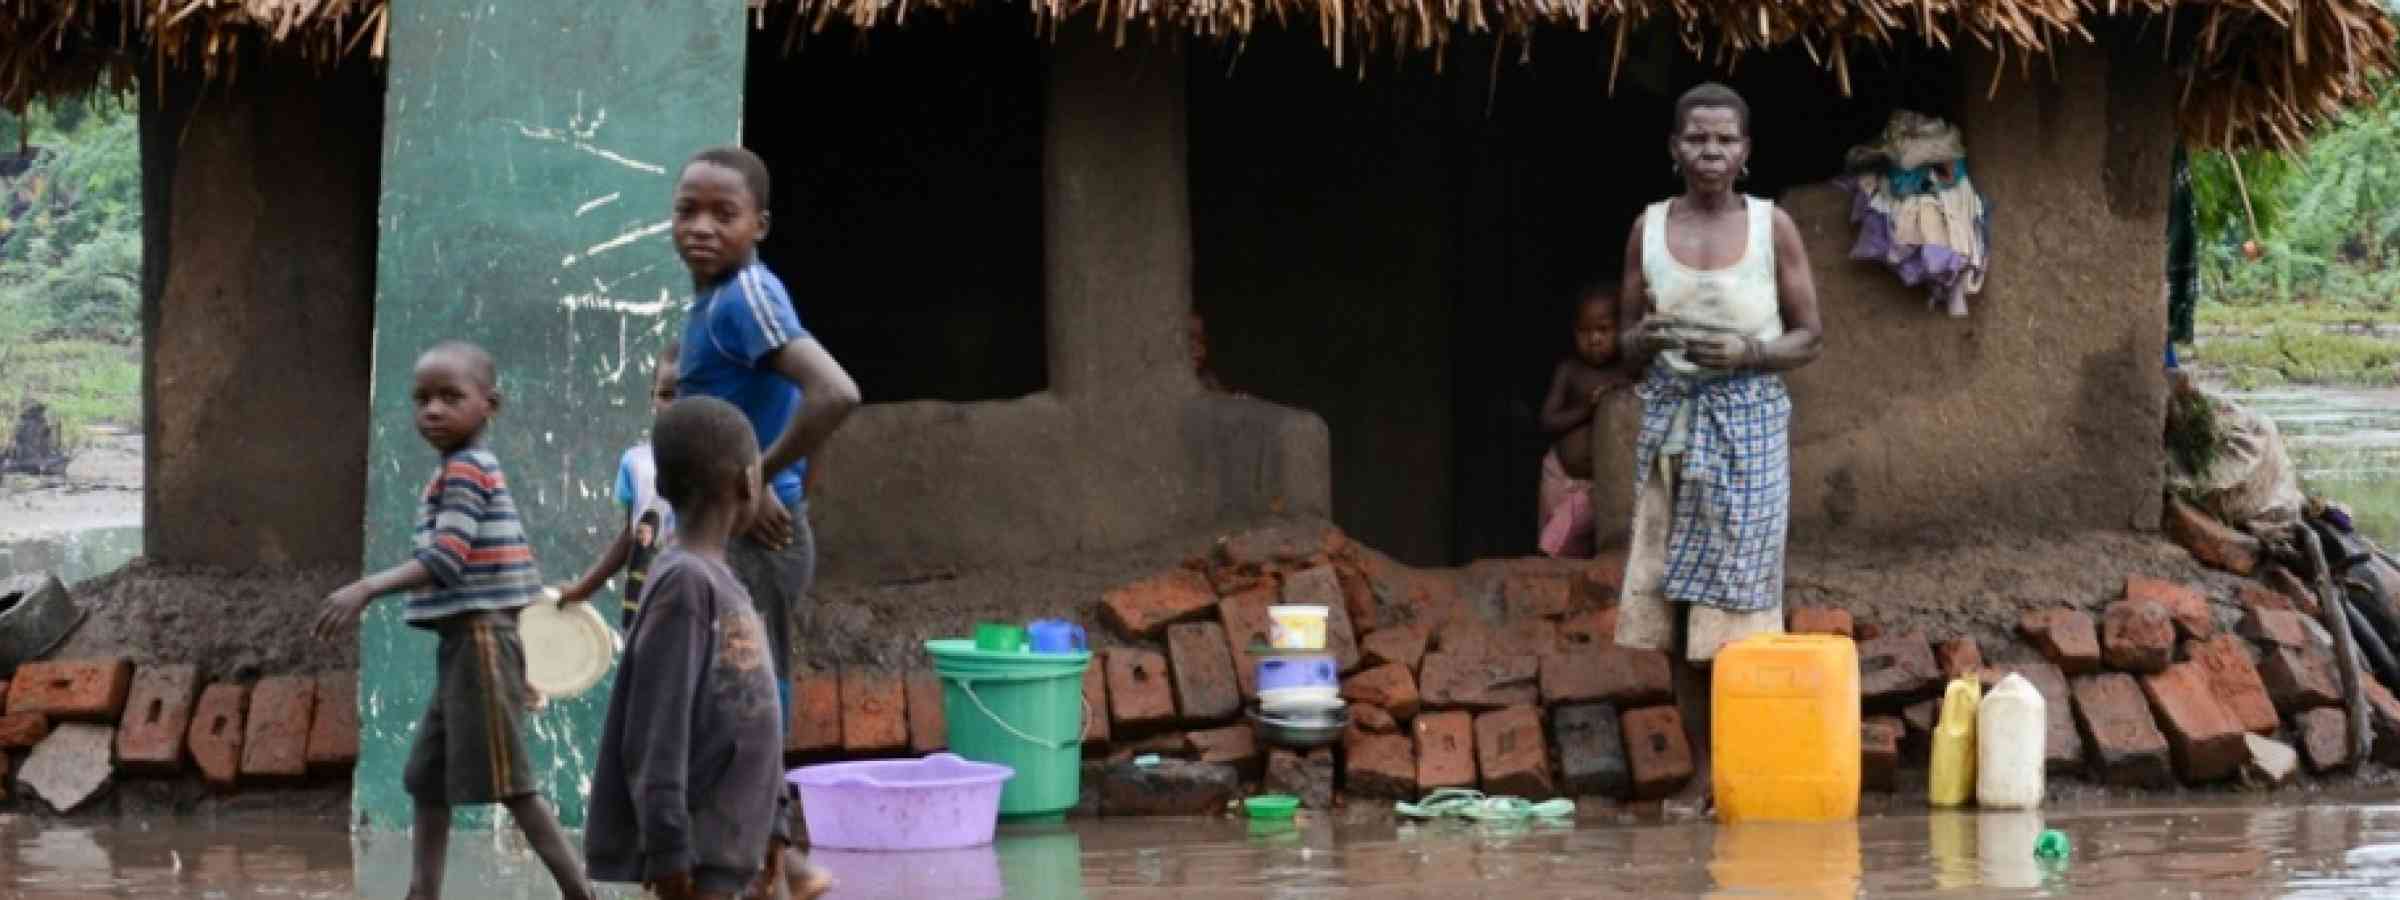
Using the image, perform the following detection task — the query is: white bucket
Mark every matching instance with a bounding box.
[1976,673,2047,809]
[1267,605,1329,651]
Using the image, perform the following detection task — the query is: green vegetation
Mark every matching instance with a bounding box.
[0,92,141,444]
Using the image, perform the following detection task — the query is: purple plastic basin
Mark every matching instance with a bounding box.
[788,753,1016,851]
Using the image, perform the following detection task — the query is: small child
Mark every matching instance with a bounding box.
[585,396,793,900]
[558,341,682,627]
[1537,286,1638,558]
[312,341,593,900]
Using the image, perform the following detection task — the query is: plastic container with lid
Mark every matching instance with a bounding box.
[1928,675,1982,808]
[1267,605,1329,650]
[1976,673,2047,809]
[1711,633,1860,823]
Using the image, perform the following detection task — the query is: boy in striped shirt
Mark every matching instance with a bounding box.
[315,341,593,900]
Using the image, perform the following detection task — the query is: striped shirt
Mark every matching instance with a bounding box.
[406,443,542,626]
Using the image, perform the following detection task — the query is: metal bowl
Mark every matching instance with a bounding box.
[1249,704,1349,749]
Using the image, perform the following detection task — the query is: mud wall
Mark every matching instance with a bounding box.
[141,55,380,569]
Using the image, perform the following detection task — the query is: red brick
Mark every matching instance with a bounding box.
[2164,497,2262,575]
[1215,523,1345,571]
[1101,569,1219,639]
[1349,702,1399,734]
[1335,563,1384,633]
[1341,663,1421,721]
[1497,619,1560,658]
[1540,646,1672,707]
[2188,636,2277,735]
[1571,551,1626,609]
[1473,706,1554,798]
[1420,652,1540,711]
[906,674,947,754]
[1166,622,1241,723]
[1858,631,1942,705]
[2018,609,2102,674]
[1188,724,1259,770]
[2239,581,2295,614]
[116,665,201,771]
[1105,648,1178,730]
[1360,625,1429,674]
[2365,680,2400,766]
[2294,707,2352,773]
[1349,548,1427,631]
[2140,663,2247,783]
[2259,645,2342,712]
[1854,622,1885,641]
[1218,586,1277,697]
[1621,706,1694,800]
[0,711,48,750]
[241,675,315,780]
[7,658,133,722]
[305,672,359,771]
[1283,565,1362,672]
[1413,711,1477,791]
[1414,569,1470,632]
[788,673,842,754]
[1935,639,1982,681]
[1081,662,1111,746]
[1786,606,1854,639]
[2127,577,2216,640]
[2266,568,2322,617]
[1268,746,1337,809]
[1504,574,1573,621]
[1902,698,1939,741]
[2072,674,2172,787]
[1434,621,1492,658]
[2103,600,2177,674]
[1557,607,1618,650]
[1554,703,1629,797]
[1861,716,1903,791]
[840,672,908,754]
[1344,729,1418,799]
[188,683,248,788]
[2241,607,2316,650]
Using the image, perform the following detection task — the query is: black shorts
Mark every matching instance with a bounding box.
[403,612,538,805]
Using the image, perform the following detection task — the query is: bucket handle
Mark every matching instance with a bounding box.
[953,676,1090,752]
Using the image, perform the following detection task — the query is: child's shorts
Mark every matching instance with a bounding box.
[404,611,539,805]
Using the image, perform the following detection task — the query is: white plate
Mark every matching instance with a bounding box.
[517,591,621,699]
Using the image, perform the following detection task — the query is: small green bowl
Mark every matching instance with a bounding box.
[1243,794,1300,820]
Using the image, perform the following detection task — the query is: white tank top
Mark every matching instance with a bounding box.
[1642,195,1784,375]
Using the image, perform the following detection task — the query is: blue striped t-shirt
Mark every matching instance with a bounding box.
[406,443,542,626]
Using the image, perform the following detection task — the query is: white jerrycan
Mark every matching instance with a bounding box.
[1976,673,2047,809]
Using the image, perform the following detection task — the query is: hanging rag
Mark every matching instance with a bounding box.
[1394,788,1576,822]
[1842,111,1991,317]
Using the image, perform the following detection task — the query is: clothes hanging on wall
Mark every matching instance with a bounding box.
[1841,111,1991,318]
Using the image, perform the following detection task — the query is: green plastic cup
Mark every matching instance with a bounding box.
[975,622,1027,653]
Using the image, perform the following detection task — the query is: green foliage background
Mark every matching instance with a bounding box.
[0,93,142,445]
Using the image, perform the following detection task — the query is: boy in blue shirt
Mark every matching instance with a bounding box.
[559,341,681,627]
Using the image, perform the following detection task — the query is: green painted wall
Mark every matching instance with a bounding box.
[359,0,743,829]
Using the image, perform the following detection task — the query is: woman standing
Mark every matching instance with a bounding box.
[1613,83,1825,749]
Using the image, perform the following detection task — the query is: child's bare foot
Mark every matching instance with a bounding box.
[786,850,832,900]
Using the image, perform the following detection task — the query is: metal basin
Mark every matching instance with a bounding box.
[0,574,82,677]
[1249,705,1349,749]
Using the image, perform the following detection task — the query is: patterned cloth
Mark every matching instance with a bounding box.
[1629,366,1792,612]
[406,442,540,627]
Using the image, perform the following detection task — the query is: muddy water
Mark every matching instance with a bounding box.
[8,801,2400,897]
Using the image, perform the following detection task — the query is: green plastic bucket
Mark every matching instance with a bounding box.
[927,639,1091,822]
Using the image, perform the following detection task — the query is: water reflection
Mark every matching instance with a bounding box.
[0,524,141,585]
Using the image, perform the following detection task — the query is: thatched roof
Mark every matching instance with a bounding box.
[1,0,2390,150]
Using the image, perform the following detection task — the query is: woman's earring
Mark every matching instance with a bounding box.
[1741,164,1752,180]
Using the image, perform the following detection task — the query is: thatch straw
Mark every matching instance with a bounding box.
[0,0,2389,151]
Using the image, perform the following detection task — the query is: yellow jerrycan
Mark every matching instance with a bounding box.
[1927,674,1981,808]
[1712,633,1860,823]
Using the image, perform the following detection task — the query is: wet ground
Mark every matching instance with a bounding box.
[8,800,2400,897]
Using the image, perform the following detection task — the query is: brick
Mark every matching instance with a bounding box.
[1434,621,1493,658]
[1336,563,1385,633]
[7,658,134,722]
[906,674,947,754]
[2241,607,2317,651]
[1495,619,1560,658]
[1858,631,1942,705]
[2164,497,2262,575]
[2127,577,2216,640]
[2259,645,2342,713]
[2103,600,2177,674]
[1341,663,1421,721]
[1100,569,1219,639]
[2072,674,2173,788]
[1216,523,1345,571]
[1936,639,1983,681]
[1854,622,1885,641]
[1570,551,1626,609]
[2365,680,2400,766]
[1540,646,1672,707]
[1344,730,1418,799]
[2294,707,2352,773]
[840,673,907,754]
[1218,586,1277,697]
[1187,724,1258,770]
[1557,608,1618,650]
[1099,759,1241,816]
[1350,549,1427,631]
[1081,662,1111,746]
[20,724,113,813]
[2018,609,2102,674]
[241,675,315,780]
[1166,622,1241,722]
[2188,636,2278,735]
[1786,606,1854,639]
[2140,663,2247,783]
[1474,706,1554,798]
[1555,703,1629,798]
[1414,569,1469,631]
[1621,706,1694,800]
[1504,574,1573,621]
[1283,566,1362,672]
[1861,716,1904,791]
[1902,698,1939,741]
[2266,567,2322,617]
[1266,747,1336,809]
[1413,711,1477,791]
[787,673,841,754]
[2240,580,2295,615]
[1361,625,1429,674]
[1420,652,1540,710]
[1349,702,1399,734]
[0,711,49,750]
[116,665,201,771]
[304,671,359,771]
[1105,648,1178,730]
[188,683,249,788]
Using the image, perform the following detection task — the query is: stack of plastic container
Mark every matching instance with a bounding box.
[1250,604,1348,747]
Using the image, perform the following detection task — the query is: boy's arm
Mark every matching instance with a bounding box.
[313,560,432,639]
[559,527,634,606]
[1538,361,1594,435]
[619,573,709,883]
[315,458,491,639]
[748,337,860,546]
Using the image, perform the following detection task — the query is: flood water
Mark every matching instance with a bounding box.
[8,801,2400,897]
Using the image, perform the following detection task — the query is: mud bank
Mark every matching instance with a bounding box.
[50,561,358,682]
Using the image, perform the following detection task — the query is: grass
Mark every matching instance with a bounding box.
[2197,302,2400,333]
[2186,301,2400,389]
[0,337,139,452]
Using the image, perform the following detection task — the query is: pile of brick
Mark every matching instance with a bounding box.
[0,658,356,812]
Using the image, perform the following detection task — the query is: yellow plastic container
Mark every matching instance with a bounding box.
[1928,675,1981,808]
[1712,633,1860,823]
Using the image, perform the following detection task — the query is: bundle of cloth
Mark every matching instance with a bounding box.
[1841,111,1991,318]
